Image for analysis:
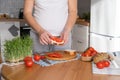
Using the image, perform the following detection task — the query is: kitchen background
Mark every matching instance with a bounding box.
[0,0,90,62]
[0,0,90,18]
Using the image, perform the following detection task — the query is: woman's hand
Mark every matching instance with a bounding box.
[38,30,53,45]
[60,29,70,45]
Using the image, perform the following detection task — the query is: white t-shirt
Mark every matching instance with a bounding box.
[33,0,68,36]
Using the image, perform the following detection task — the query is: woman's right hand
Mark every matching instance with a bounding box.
[38,30,53,45]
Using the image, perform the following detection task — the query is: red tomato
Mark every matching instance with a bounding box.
[50,36,63,42]
[24,56,32,62]
[81,53,90,57]
[40,55,45,59]
[50,36,56,41]
[103,60,110,67]
[81,53,86,56]
[84,53,91,57]
[85,50,91,56]
[82,50,92,57]
[88,47,98,53]
[88,47,95,52]
[91,51,97,56]
[93,50,97,53]
[55,38,63,42]
[34,54,41,61]
[48,53,62,58]
[25,60,33,67]
[96,61,104,69]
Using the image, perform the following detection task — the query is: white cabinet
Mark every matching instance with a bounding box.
[71,24,89,52]
[0,21,20,61]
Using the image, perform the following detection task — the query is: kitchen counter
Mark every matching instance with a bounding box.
[0,18,25,22]
[76,19,90,26]
[0,18,89,26]
[1,59,120,80]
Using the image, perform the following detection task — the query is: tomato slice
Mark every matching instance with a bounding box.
[50,36,63,42]
[55,38,63,42]
[50,36,56,41]
[48,53,62,58]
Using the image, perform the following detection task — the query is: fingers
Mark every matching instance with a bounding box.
[39,31,52,45]
[63,37,68,45]
[60,32,69,45]
[39,30,70,45]
[40,39,46,45]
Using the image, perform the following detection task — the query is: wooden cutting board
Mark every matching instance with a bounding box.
[45,51,77,60]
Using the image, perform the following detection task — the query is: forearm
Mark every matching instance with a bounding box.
[64,0,77,33]
[24,13,45,34]
[64,11,77,32]
[23,0,45,35]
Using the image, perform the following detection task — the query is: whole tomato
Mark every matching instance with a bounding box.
[88,47,95,52]
[103,60,110,67]
[91,51,97,56]
[81,53,89,57]
[84,53,91,57]
[88,47,97,52]
[24,56,33,67]
[24,56,32,62]
[25,60,33,67]
[81,53,86,56]
[40,55,45,59]
[34,54,41,61]
[96,61,104,69]
[87,47,98,56]
[85,50,91,56]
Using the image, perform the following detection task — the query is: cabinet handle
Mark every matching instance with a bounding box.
[8,25,19,36]
[77,40,82,43]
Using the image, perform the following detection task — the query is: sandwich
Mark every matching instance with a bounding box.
[50,36,64,45]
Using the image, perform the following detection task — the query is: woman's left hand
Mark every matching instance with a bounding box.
[60,29,70,45]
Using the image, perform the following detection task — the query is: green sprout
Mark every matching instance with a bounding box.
[3,36,33,63]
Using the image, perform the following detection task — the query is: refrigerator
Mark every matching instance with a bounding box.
[90,0,120,52]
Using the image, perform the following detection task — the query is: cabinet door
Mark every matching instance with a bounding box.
[90,33,120,52]
[71,24,89,51]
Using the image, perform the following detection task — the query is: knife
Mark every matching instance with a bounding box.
[41,59,51,64]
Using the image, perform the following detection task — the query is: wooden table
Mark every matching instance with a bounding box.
[1,60,120,80]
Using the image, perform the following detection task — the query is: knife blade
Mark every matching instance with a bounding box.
[41,59,51,64]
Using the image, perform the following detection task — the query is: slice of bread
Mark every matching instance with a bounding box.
[64,50,76,56]
[51,39,64,45]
